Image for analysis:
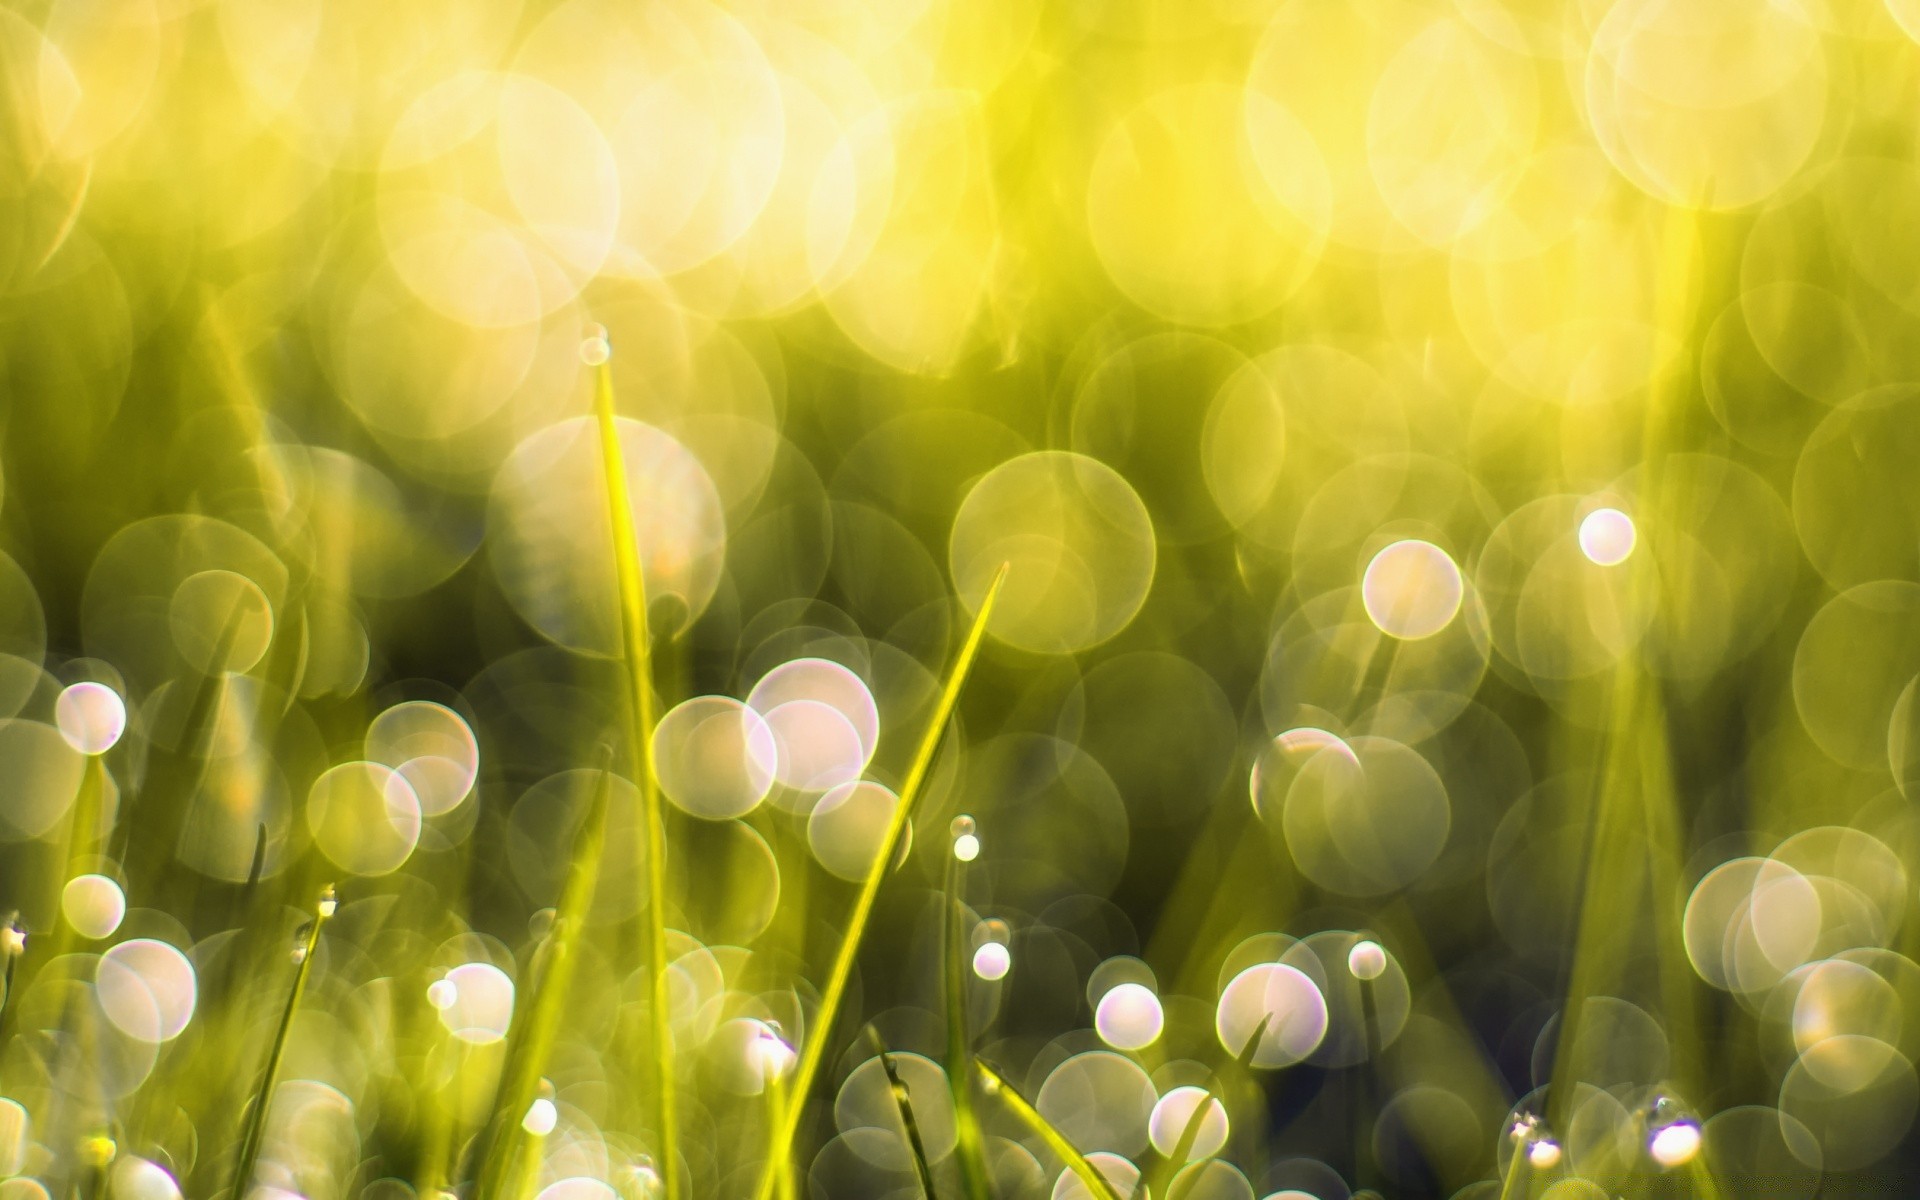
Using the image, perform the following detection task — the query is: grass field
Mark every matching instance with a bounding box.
[3,1,1920,1197]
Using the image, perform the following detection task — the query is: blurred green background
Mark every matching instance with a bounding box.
[5,0,1920,1198]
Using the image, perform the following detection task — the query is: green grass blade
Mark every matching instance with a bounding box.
[1147,1088,1218,1200]
[975,1059,1124,1200]
[763,1058,796,1200]
[753,562,1010,1200]
[229,884,335,1200]
[941,836,990,1200]
[1232,1014,1273,1073]
[475,765,612,1199]
[1493,1138,1527,1200]
[0,913,23,1038]
[121,602,249,873]
[590,354,678,1197]
[1135,1016,1268,1200]
[868,1027,939,1200]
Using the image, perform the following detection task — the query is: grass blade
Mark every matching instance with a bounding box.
[590,353,678,1196]
[1232,1014,1273,1074]
[0,912,23,1038]
[120,601,249,874]
[974,1059,1124,1200]
[867,1027,939,1200]
[474,764,612,1199]
[1135,1016,1270,1200]
[1141,1090,1218,1200]
[1494,1137,1527,1200]
[941,832,990,1200]
[229,884,335,1200]
[763,1056,797,1200]
[753,562,1011,1200]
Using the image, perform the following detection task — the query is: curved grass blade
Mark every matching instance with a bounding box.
[1233,1015,1274,1073]
[1143,1089,1218,1200]
[590,353,679,1196]
[474,764,612,1199]
[1135,1015,1270,1200]
[229,884,335,1200]
[868,1027,938,1200]
[974,1059,1124,1200]
[941,838,990,1200]
[752,562,1010,1200]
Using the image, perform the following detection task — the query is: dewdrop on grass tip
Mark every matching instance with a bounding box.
[1095,983,1165,1050]
[952,814,979,861]
[751,1024,796,1082]
[973,941,1010,980]
[1148,1086,1228,1159]
[580,324,611,366]
[1649,1119,1701,1167]
[1348,939,1386,981]
[56,682,126,755]
[523,1097,558,1136]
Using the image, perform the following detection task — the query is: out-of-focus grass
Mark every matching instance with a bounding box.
[5,1,1920,1197]
[941,829,990,1200]
[755,561,1008,1200]
[473,765,609,1200]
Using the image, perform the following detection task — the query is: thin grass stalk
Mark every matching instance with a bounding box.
[1353,974,1383,1192]
[474,764,612,1199]
[0,915,21,1034]
[506,1126,548,1200]
[229,884,335,1200]
[1137,1016,1273,1200]
[764,1061,796,1200]
[940,838,990,1200]
[46,755,104,967]
[1494,1138,1528,1200]
[751,563,1010,1200]
[589,353,678,1198]
[974,1059,1124,1200]
[868,1027,938,1200]
[118,598,252,878]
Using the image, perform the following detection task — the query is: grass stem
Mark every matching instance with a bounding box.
[474,764,612,1199]
[941,836,989,1200]
[752,563,1010,1200]
[229,884,335,1200]
[591,355,678,1197]
[974,1059,1123,1200]
[868,1027,938,1200]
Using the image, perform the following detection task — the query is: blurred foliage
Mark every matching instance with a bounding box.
[3,0,1920,1198]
